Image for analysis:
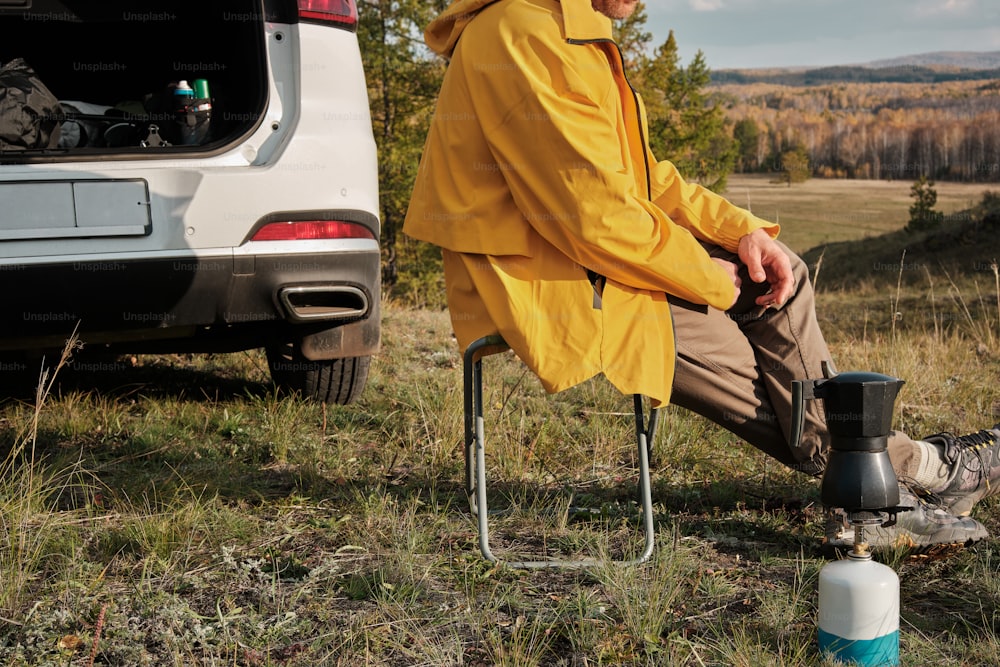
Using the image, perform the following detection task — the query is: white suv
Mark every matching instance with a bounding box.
[0,0,381,403]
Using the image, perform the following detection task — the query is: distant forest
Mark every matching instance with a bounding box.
[711,65,1000,86]
[711,70,1000,183]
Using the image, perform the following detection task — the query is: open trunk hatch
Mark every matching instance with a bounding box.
[0,0,273,158]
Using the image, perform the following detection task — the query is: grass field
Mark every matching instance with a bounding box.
[1,178,999,665]
[723,174,993,254]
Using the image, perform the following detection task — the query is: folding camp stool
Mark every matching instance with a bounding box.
[463,334,658,568]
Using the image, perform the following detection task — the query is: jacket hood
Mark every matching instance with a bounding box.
[425,0,502,58]
[425,0,613,58]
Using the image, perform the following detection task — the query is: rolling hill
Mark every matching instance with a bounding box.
[711,50,1000,85]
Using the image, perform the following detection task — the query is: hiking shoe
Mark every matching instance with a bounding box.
[823,485,988,560]
[922,424,1000,516]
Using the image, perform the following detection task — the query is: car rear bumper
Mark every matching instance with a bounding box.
[0,247,381,359]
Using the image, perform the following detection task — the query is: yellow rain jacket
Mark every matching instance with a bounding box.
[403,0,779,407]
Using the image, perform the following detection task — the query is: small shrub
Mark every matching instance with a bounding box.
[977,190,1000,229]
[907,176,944,232]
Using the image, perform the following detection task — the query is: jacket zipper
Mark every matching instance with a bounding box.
[569,36,653,310]
[567,37,652,200]
[567,37,679,366]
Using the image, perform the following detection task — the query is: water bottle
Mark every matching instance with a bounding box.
[173,80,200,145]
[193,79,212,111]
[173,80,195,111]
[818,547,900,666]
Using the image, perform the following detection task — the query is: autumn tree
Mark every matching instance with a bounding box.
[711,79,1000,184]
[776,146,811,186]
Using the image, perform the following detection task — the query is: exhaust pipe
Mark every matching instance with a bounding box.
[278,285,369,323]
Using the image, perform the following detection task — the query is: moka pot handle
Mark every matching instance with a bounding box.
[788,362,838,450]
[789,378,820,451]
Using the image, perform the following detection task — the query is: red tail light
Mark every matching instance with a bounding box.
[251,220,375,242]
[298,0,358,30]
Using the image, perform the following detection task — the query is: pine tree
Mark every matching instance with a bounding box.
[733,118,761,172]
[907,176,944,232]
[611,3,651,70]
[358,0,450,299]
[630,31,737,192]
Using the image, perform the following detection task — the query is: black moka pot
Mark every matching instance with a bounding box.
[791,370,906,519]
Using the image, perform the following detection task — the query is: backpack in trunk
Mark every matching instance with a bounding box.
[0,58,63,151]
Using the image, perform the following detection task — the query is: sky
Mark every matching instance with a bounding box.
[642,0,1000,70]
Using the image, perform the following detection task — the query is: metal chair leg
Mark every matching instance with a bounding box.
[463,335,657,568]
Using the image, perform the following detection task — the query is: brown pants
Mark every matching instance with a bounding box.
[669,241,915,478]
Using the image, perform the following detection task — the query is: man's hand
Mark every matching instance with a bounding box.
[737,228,794,308]
[712,257,742,309]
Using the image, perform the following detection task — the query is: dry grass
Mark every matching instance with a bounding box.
[724,174,991,254]
[1,182,1000,665]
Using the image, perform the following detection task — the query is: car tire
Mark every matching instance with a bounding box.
[266,342,370,405]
